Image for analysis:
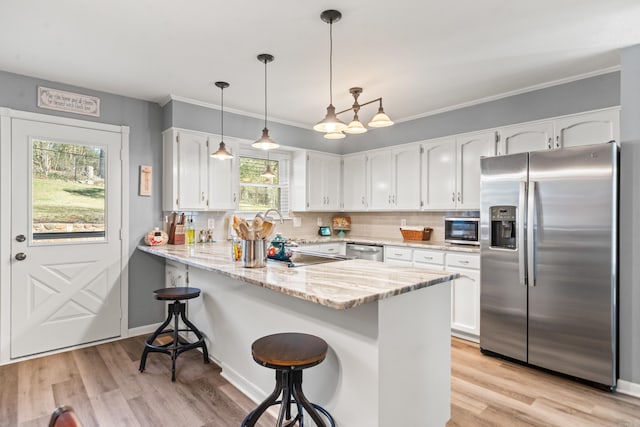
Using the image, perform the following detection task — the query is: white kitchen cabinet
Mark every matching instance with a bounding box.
[555,109,620,148]
[499,121,555,155]
[368,145,421,210]
[421,131,495,211]
[383,245,413,265]
[342,153,368,210]
[292,151,341,211]
[299,241,346,256]
[446,253,480,341]
[412,249,445,270]
[208,137,239,210]
[163,128,241,212]
[163,128,208,211]
[421,137,456,210]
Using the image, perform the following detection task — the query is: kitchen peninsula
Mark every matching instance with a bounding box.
[138,242,458,426]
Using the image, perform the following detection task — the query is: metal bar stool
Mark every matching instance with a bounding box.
[139,287,209,382]
[241,332,336,427]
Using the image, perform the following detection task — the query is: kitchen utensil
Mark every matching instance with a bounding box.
[238,221,252,240]
[242,240,268,268]
[261,221,274,240]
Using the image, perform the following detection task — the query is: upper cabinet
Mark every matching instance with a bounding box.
[208,137,240,210]
[421,132,496,211]
[498,108,619,155]
[342,153,368,211]
[368,145,421,210]
[163,128,239,212]
[291,151,341,211]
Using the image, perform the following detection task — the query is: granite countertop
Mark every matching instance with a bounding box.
[138,242,458,310]
[288,235,480,253]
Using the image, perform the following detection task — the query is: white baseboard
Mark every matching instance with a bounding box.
[127,322,163,337]
[220,362,267,406]
[617,379,640,397]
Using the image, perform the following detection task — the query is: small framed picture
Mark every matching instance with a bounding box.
[139,165,152,196]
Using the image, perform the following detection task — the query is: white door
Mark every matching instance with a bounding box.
[306,153,326,210]
[323,155,342,211]
[392,145,421,210]
[11,118,123,358]
[368,150,393,210]
[449,268,480,338]
[177,131,208,210]
[500,121,554,155]
[342,154,367,210]
[208,138,238,210]
[421,137,455,210]
[555,109,620,148]
[456,131,496,210]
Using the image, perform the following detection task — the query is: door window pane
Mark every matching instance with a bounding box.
[31,140,106,242]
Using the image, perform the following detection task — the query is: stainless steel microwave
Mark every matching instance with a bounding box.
[444,217,479,245]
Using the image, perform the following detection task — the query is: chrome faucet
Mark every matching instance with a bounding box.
[263,209,284,224]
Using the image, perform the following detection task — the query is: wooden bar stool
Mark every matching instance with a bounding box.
[241,332,335,427]
[139,287,209,382]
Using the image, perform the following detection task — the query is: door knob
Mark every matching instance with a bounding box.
[15,234,26,242]
[15,253,27,261]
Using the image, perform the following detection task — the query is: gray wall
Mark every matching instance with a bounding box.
[168,72,620,156]
[0,70,165,329]
[619,45,640,384]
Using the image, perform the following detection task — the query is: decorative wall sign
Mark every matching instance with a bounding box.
[37,86,101,117]
[139,165,152,196]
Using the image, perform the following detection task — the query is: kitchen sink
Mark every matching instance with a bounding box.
[269,249,353,268]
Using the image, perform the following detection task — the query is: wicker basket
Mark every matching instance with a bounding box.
[400,227,433,241]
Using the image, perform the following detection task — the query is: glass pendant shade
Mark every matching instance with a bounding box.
[324,130,346,139]
[368,106,394,128]
[343,114,368,134]
[211,141,233,159]
[314,104,347,133]
[261,162,276,178]
[252,128,279,150]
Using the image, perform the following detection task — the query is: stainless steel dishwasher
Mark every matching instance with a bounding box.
[346,243,384,262]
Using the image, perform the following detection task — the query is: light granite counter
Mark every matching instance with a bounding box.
[137,242,455,426]
[137,242,458,310]
[290,235,480,253]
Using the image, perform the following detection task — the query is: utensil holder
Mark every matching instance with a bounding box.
[242,240,268,268]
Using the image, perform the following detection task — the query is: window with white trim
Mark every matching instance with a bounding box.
[238,148,290,216]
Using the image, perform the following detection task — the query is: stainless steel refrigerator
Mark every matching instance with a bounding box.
[479,142,618,388]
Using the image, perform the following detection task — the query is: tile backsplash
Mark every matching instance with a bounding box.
[161,210,479,243]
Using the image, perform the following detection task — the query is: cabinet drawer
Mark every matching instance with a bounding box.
[446,253,480,270]
[317,243,345,255]
[413,249,445,266]
[384,246,412,261]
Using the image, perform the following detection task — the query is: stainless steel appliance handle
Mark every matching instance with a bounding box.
[518,181,527,286]
[527,181,536,287]
[350,247,380,253]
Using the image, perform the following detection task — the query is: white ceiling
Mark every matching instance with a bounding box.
[2,1,640,128]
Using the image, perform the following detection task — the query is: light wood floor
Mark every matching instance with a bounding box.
[2,335,640,426]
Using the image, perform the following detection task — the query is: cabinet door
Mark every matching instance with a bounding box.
[368,150,393,210]
[208,139,238,210]
[177,131,208,210]
[456,131,496,210]
[323,155,342,210]
[343,154,368,210]
[421,137,456,210]
[448,267,480,339]
[306,154,326,210]
[500,121,554,155]
[393,145,421,210]
[555,109,620,148]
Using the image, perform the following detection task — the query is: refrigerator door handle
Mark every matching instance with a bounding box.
[518,181,527,286]
[527,181,536,287]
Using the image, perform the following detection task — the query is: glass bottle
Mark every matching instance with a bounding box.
[186,218,195,245]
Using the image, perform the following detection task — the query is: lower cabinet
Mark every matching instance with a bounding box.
[385,246,480,342]
[298,242,346,256]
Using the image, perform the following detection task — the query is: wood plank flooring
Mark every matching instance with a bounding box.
[1,335,640,426]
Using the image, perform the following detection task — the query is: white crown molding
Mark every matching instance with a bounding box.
[161,94,311,129]
[395,66,621,124]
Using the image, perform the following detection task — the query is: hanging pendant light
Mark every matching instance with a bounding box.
[314,10,347,134]
[343,87,367,134]
[252,54,279,150]
[211,81,234,159]
[368,100,395,128]
[261,154,276,179]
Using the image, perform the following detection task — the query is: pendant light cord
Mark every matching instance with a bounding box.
[329,20,333,105]
[264,58,268,129]
[220,87,224,139]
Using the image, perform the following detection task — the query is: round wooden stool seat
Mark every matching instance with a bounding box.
[153,286,201,301]
[242,332,334,427]
[252,332,328,370]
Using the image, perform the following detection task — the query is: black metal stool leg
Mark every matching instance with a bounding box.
[139,304,174,372]
[179,302,209,363]
[170,302,180,382]
[241,370,287,427]
[291,370,335,427]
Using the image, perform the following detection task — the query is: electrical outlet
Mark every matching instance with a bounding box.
[293,217,302,227]
[401,219,407,227]
[208,218,215,229]
[317,217,323,226]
